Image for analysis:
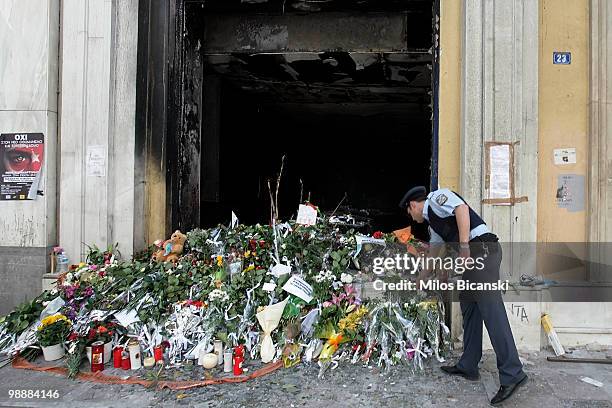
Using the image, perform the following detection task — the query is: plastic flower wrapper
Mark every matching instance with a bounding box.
[416,298,451,363]
[256,297,288,363]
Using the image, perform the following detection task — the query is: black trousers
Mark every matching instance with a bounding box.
[456,241,526,386]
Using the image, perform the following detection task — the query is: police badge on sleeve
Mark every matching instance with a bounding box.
[435,194,448,206]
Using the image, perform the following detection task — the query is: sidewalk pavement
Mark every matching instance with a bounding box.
[0,348,610,408]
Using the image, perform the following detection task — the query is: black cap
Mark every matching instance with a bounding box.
[398,186,427,209]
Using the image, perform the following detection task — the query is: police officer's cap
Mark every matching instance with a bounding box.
[398,186,427,209]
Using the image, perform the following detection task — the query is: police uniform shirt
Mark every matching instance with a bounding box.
[423,189,491,243]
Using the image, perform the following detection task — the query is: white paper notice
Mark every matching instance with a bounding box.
[296,204,317,226]
[86,145,106,177]
[282,275,313,303]
[489,144,511,199]
[271,263,291,277]
[114,309,140,327]
[262,282,277,292]
[553,148,576,165]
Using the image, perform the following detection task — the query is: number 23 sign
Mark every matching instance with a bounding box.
[553,52,571,65]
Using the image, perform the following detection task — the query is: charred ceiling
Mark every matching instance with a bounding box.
[204,52,432,103]
[198,0,433,14]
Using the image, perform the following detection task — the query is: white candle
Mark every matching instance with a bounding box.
[128,341,141,370]
[143,356,155,368]
[214,340,224,365]
[224,350,233,373]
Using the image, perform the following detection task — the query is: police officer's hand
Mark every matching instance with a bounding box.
[458,243,470,259]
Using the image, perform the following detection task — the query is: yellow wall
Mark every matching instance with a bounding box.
[538,0,589,242]
[438,0,462,192]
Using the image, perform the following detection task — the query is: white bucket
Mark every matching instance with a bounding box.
[41,343,65,361]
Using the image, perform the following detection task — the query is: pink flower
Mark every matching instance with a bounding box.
[89,265,98,271]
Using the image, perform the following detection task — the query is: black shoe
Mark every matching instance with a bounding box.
[490,375,528,405]
[440,365,480,381]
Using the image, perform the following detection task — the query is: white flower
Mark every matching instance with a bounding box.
[65,272,73,282]
[341,273,353,284]
[281,244,287,249]
[141,267,146,272]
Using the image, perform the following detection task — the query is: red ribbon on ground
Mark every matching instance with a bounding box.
[12,356,283,390]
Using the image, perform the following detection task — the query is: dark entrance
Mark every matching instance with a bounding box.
[136,0,438,237]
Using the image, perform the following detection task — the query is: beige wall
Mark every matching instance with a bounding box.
[538,0,589,243]
[438,0,462,191]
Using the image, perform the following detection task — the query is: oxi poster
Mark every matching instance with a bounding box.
[0,133,44,200]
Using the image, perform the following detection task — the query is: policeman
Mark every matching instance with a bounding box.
[399,186,527,405]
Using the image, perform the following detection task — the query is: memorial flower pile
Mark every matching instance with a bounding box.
[0,213,451,379]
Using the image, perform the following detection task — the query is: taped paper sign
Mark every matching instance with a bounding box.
[489,144,511,199]
[296,204,317,226]
[86,145,106,177]
[553,148,576,165]
[282,275,313,303]
[271,263,291,277]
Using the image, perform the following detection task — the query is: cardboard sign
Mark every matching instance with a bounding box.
[271,263,291,277]
[282,275,313,303]
[296,204,317,226]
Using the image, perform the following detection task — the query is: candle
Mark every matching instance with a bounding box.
[128,340,142,370]
[223,350,233,373]
[113,346,123,369]
[143,356,156,368]
[214,340,224,365]
[198,348,207,366]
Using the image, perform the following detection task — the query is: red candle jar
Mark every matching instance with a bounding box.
[121,351,131,370]
[153,345,163,362]
[113,346,123,368]
[91,341,105,372]
[233,345,244,376]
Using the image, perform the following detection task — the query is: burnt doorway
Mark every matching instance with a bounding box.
[137,0,438,238]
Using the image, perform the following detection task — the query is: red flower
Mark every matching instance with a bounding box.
[68,332,79,342]
[373,231,384,239]
[88,328,96,339]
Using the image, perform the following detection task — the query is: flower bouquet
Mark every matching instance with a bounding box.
[84,321,115,363]
[36,314,71,361]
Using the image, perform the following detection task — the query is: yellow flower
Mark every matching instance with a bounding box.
[38,314,70,330]
[216,255,223,267]
[243,264,255,273]
[338,306,368,332]
[244,250,251,258]
[78,262,86,268]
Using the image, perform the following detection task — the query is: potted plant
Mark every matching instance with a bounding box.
[84,321,115,364]
[36,314,71,361]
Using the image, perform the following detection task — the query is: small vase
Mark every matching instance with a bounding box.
[41,343,65,361]
[86,341,113,364]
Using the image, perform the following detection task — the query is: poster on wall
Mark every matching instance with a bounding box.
[556,174,584,212]
[0,133,44,200]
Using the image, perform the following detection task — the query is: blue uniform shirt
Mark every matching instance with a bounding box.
[423,189,490,243]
